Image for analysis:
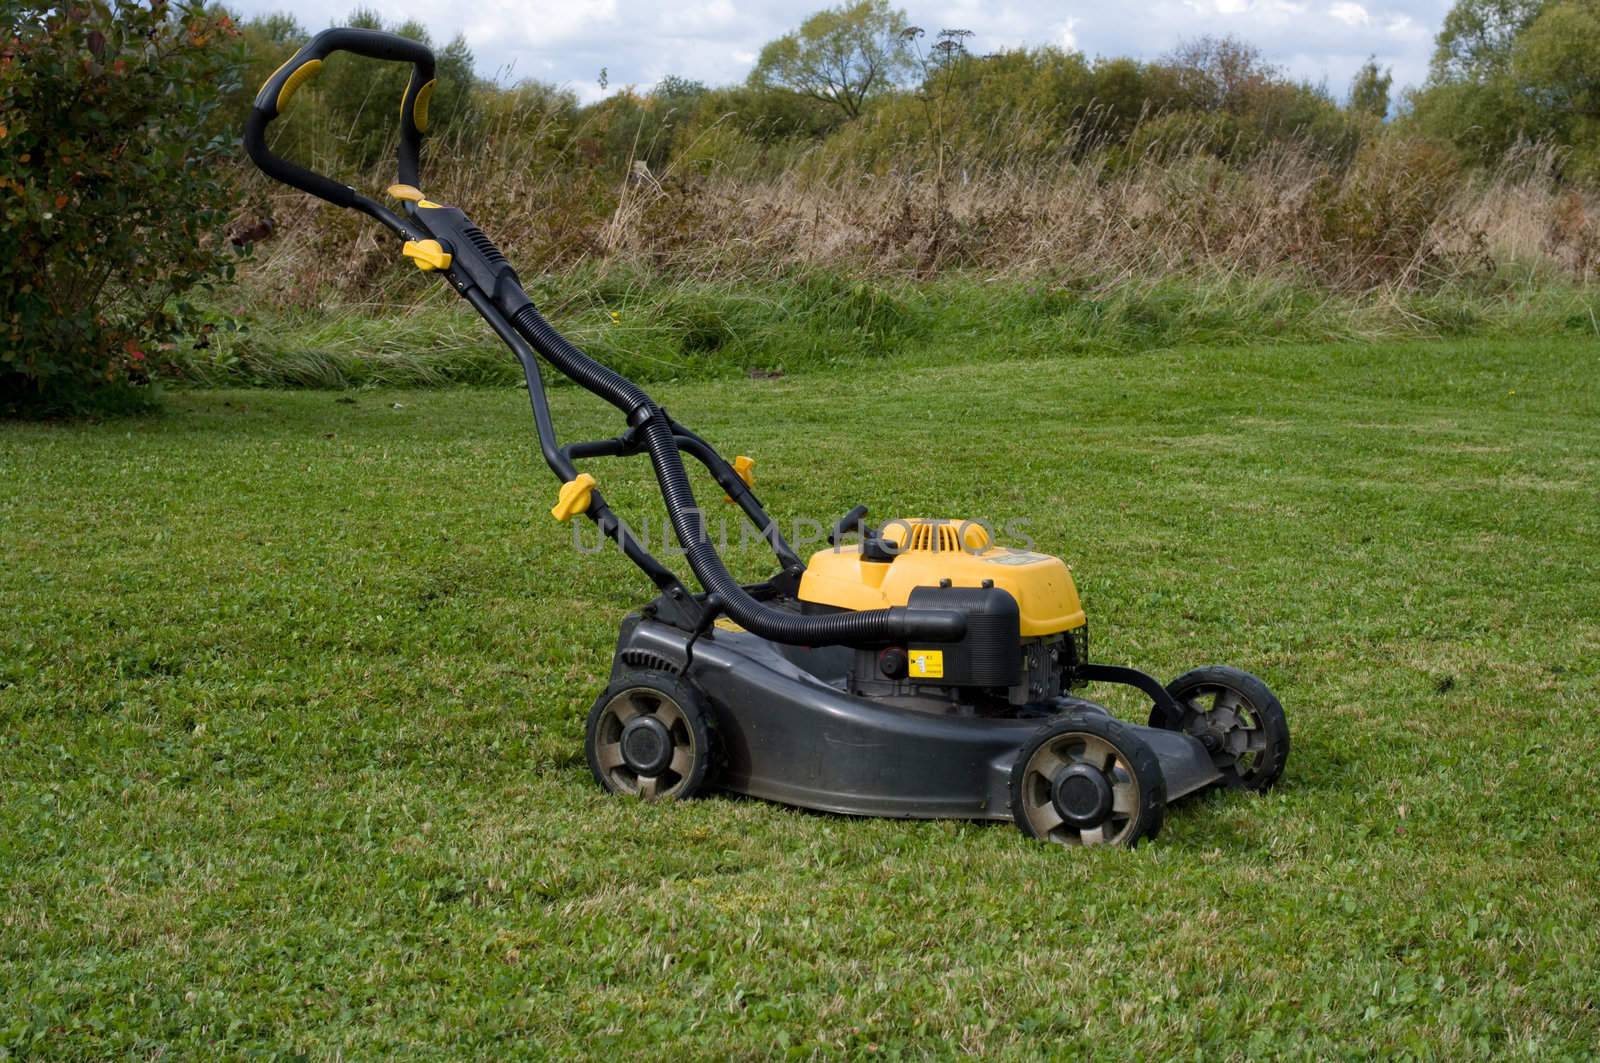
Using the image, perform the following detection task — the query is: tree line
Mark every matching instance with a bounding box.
[235,0,1600,182]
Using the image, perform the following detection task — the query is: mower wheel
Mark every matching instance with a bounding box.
[1151,666,1289,792]
[585,672,713,801]
[1010,705,1166,848]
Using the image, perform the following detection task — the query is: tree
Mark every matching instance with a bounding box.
[748,0,915,119]
[1162,35,1278,114]
[1404,0,1544,159]
[1429,0,1546,82]
[1089,57,1180,137]
[653,75,708,106]
[1513,0,1600,174]
[1349,56,1393,118]
[1404,0,1600,165]
[1514,1,1600,120]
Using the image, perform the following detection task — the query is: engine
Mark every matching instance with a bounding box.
[797,518,1090,709]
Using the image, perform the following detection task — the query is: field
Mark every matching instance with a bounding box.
[3,333,1598,1057]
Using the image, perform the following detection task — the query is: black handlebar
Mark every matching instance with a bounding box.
[243,27,436,209]
[240,28,969,649]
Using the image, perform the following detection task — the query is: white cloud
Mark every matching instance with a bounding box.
[1057,17,1080,50]
[1185,0,1309,17]
[660,0,739,35]
[1386,13,1424,36]
[1329,2,1370,27]
[466,0,618,45]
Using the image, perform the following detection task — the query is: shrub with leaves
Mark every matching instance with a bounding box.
[0,0,243,414]
[1313,136,1465,288]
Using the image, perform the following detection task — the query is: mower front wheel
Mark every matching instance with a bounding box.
[1150,666,1289,792]
[585,672,714,801]
[1010,706,1167,848]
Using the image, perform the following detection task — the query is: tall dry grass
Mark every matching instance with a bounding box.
[237,107,1599,313]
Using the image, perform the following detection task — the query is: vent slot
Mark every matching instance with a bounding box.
[460,224,507,266]
[906,522,961,552]
[619,649,680,675]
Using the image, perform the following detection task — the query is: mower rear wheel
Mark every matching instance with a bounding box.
[1010,706,1166,848]
[585,672,713,801]
[1151,666,1289,792]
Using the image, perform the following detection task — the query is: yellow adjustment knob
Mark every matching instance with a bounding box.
[724,455,755,502]
[389,185,446,209]
[551,473,596,522]
[402,239,451,272]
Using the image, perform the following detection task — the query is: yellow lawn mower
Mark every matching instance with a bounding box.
[246,28,1289,848]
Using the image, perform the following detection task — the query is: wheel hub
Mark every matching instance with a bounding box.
[1051,763,1113,828]
[620,715,673,775]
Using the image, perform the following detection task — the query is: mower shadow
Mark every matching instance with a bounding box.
[693,777,1289,854]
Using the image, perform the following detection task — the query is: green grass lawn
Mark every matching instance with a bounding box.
[3,336,1598,1057]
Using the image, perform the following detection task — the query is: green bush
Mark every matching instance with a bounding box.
[0,0,244,414]
[1313,136,1465,288]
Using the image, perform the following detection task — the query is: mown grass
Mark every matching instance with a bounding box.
[3,334,1598,1057]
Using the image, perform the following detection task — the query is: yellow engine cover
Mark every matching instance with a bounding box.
[798,519,1086,637]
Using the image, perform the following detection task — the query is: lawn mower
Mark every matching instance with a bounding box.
[246,29,1289,847]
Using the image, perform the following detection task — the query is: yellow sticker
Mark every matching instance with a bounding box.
[713,617,745,633]
[908,650,944,679]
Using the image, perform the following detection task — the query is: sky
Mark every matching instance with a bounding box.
[229,0,1454,105]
